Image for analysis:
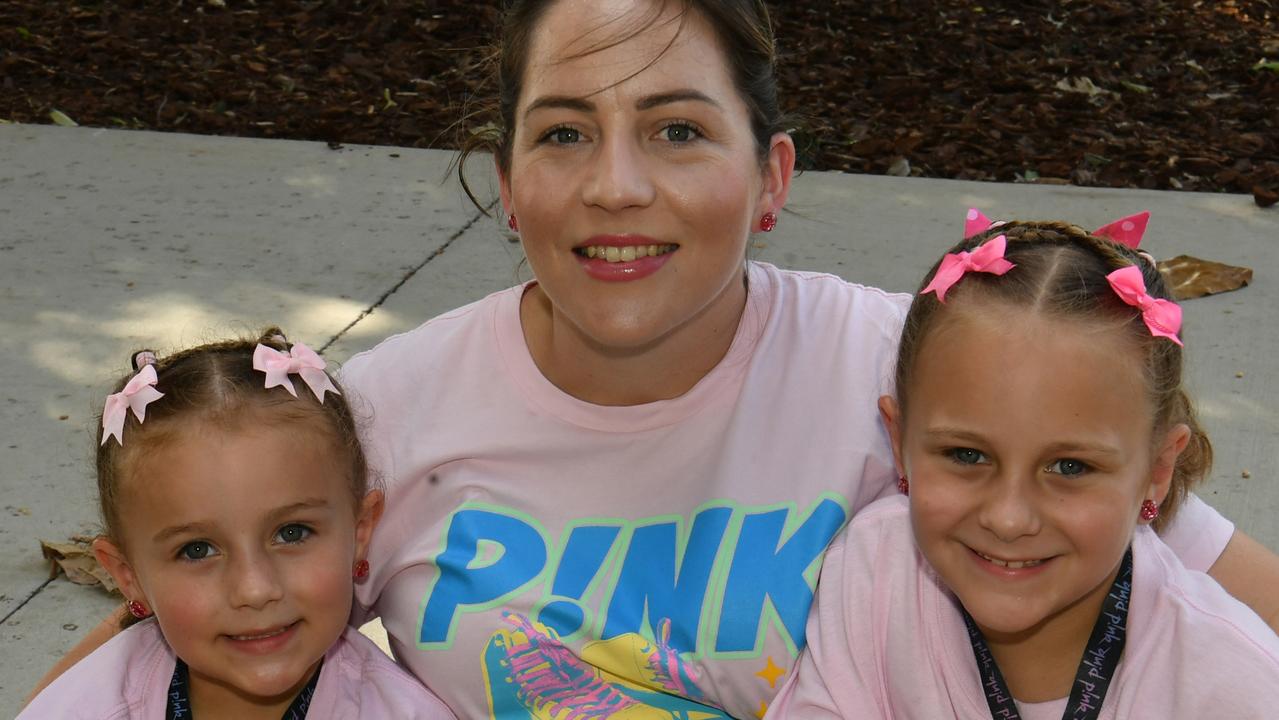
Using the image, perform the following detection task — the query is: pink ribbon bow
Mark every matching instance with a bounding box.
[101,365,164,446]
[252,342,340,402]
[922,234,1017,302]
[1093,211,1149,249]
[963,208,1003,239]
[1106,265,1183,346]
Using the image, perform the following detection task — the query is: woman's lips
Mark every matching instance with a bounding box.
[574,235,678,282]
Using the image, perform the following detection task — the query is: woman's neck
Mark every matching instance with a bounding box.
[521,269,749,406]
[976,566,1122,703]
[188,662,319,720]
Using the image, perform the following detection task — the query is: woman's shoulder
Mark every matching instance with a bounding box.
[751,261,911,346]
[315,627,457,719]
[17,620,173,719]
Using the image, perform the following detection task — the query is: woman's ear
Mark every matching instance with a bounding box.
[354,490,386,565]
[878,395,907,479]
[497,157,513,218]
[756,131,796,222]
[92,537,144,607]
[1147,423,1191,506]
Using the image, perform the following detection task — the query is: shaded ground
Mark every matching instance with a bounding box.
[2,1,1277,204]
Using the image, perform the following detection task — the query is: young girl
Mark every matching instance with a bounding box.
[767,213,1279,718]
[21,330,455,719]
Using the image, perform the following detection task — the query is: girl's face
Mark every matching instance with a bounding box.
[881,309,1187,643]
[500,0,793,353]
[95,422,381,708]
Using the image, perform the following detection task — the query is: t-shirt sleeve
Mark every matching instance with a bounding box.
[766,506,897,717]
[1158,492,1235,573]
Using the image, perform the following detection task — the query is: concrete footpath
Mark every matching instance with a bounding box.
[1,124,1276,714]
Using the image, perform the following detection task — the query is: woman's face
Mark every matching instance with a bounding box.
[501,0,793,354]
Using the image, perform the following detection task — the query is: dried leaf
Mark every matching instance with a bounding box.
[40,537,118,593]
[1157,255,1253,300]
[48,109,78,127]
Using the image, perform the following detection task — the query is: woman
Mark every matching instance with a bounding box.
[38,1,1279,718]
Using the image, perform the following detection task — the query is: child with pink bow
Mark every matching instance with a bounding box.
[21,329,455,719]
[767,212,1279,719]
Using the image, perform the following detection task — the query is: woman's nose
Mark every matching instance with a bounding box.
[977,472,1042,543]
[581,132,656,211]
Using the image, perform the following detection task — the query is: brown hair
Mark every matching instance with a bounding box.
[456,0,789,213]
[894,221,1211,531]
[96,328,370,547]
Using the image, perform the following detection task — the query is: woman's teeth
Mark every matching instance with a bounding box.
[977,551,1045,569]
[580,244,677,262]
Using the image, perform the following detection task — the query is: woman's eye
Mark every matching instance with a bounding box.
[1046,459,1090,476]
[948,447,987,465]
[276,524,312,544]
[660,123,699,143]
[179,541,215,561]
[542,126,581,144]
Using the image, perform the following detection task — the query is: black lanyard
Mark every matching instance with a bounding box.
[961,548,1132,720]
[165,657,322,720]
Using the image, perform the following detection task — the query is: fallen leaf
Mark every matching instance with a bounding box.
[40,537,117,592]
[48,109,78,127]
[1157,255,1253,300]
[1253,185,1278,208]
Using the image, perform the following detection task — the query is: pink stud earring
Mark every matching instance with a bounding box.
[507,215,518,232]
[353,559,370,580]
[1139,499,1160,522]
[759,211,777,232]
[127,600,151,619]
[897,476,909,496]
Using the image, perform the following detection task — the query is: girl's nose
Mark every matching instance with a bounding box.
[228,552,285,609]
[581,132,656,212]
[977,472,1042,542]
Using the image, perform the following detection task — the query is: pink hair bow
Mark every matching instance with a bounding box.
[963,208,1003,239]
[1094,211,1149,249]
[922,234,1017,302]
[252,342,340,402]
[101,365,164,446]
[1106,265,1183,346]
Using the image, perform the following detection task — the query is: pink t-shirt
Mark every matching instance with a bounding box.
[767,496,1279,719]
[340,261,1234,719]
[19,622,455,719]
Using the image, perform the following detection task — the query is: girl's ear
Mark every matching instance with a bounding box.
[755,131,796,223]
[1147,423,1191,506]
[878,395,908,479]
[92,537,143,606]
[354,490,385,564]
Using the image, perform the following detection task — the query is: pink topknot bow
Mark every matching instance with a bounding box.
[101,365,164,446]
[252,342,340,402]
[922,234,1017,303]
[963,208,996,239]
[1094,211,1149,249]
[1106,265,1183,346]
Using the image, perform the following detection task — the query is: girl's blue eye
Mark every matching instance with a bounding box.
[276,524,312,544]
[1047,459,1089,476]
[948,447,987,465]
[179,541,214,561]
[661,123,698,143]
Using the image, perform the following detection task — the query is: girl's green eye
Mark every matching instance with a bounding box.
[1048,459,1089,476]
[180,542,212,561]
[276,524,312,544]
[949,447,986,465]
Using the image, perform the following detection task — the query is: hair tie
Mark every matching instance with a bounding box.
[922,234,1017,303]
[252,342,340,402]
[1106,265,1183,346]
[101,365,165,446]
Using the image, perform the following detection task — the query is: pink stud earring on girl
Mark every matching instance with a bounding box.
[507,215,518,232]
[127,600,151,619]
[1140,499,1160,522]
[354,559,370,580]
[897,476,909,496]
[759,211,777,232]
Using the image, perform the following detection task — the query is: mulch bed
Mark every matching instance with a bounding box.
[2,1,1277,205]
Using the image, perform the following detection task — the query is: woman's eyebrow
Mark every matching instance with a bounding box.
[523,88,722,120]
